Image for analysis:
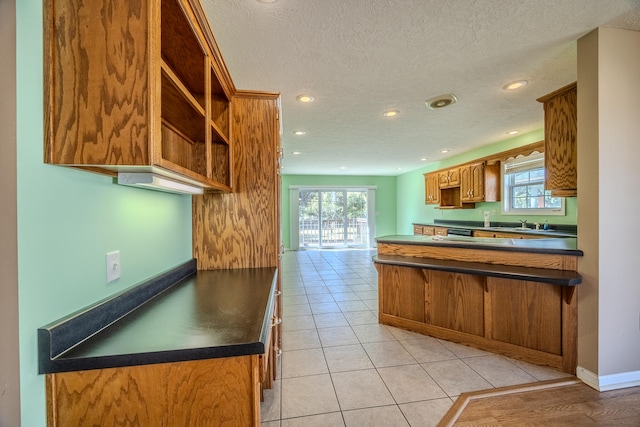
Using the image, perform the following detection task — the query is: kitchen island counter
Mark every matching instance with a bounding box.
[374,234,581,373]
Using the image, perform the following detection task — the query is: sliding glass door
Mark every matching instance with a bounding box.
[298,189,370,248]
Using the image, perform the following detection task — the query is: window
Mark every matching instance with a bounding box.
[502,153,565,215]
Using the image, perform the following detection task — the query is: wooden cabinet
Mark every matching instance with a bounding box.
[379,265,426,322]
[43,1,281,425]
[192,92,283,386]
[44,0,233,192]
[434,227,448,236]
[460,162,485,202]
[438,168,460,188]
[424,173,440,204]
[537,82,577,197]
[460,161,501,203]
[46,357,261,427]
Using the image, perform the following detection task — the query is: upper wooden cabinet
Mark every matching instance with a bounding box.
[537,82,577,197]
[460,161,500,203]
[438,168,460,188]
[424,173,440,204]
[460,162,485,203]
[44,0,233,192]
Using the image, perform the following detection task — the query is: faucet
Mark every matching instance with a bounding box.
[518,219,528,229]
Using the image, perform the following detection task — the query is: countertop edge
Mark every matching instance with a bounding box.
[376,235,584,256]
[373,254,582,286]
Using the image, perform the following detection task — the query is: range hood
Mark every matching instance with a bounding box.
[117,172,204,195]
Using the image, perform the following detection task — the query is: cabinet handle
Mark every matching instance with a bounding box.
[275,290,282,296]
[271,317,282,327]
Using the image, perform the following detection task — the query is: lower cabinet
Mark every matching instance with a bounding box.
[427,271,484,336]
[377,264,575,373]
[46,356,262,427]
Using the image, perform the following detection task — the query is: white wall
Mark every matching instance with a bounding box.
[577,27,640,390]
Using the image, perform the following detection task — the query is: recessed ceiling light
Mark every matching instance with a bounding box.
[507,130,519,135]
[292,151,301,155]
[296,94,315,103]
[425,93,457,110]
[441,149,450,154]
[340,166,347,170]
[503,80,528,91]
[396,167,403,171]
[293,130,306,136]
[420,158,428,161]
[383,110,399,117]
[257,0,276,3]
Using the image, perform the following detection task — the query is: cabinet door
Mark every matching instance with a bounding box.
[424,173,440,204]
[438,168,460,188]
[460,162,485,202]
[380,265,426,322]
[538,82,577,196]
[434,227,448,236]
[413,225,424,235]
[427,270,484,336]
[423,227,436,236]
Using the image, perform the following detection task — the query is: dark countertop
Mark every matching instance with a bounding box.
[373,254,581,286]
[413,221,577,238]
[39,261,278,374]
[376,234,583,256]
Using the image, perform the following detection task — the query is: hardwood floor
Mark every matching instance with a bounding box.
[439,378,640,426]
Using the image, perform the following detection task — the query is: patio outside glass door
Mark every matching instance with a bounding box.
[298,189,369,248]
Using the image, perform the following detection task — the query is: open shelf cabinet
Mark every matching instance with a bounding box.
[44,0,233,192]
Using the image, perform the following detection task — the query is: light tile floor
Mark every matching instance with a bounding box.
[262,249,573,427]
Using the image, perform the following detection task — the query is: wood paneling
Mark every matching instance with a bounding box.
[487,277,562,354]
[379,265,426,322]
[538,82,577,196]
[193,94,280,270]
[377,243,578,270]
[44,0,151,166]
[428,271,484,336]
[46,356,260,427]
[376,243,579,373]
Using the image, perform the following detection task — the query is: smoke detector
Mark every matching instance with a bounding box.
[425,93,458,110]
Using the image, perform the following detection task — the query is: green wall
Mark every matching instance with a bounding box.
[17,2,193,425]
[281,175,397,248]
[396,129,578,234]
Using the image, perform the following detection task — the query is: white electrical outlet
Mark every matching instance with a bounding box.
[106,251,121,283]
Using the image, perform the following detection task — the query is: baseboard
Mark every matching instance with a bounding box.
[577,365,640,391]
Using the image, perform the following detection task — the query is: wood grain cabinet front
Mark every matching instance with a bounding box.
[424,173,440,204]
[537,82,577,197]
[438,168,461,188]
[44,0,233,192]
[46,357,261,427]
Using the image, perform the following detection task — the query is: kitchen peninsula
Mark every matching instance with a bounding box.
[374,234,582,373]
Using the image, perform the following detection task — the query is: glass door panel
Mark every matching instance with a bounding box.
[298,189,369,248]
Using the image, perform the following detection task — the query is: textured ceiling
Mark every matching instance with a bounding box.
[202,0,640,176]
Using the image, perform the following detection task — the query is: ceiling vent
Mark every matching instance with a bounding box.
[425,93,458,110]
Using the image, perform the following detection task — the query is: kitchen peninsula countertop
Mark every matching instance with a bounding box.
[376,234,583,256]
[38,259,277,374]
